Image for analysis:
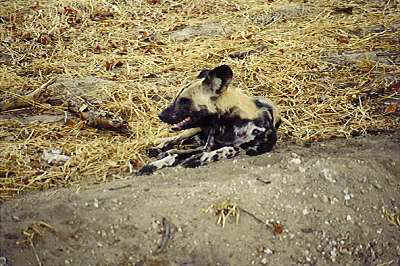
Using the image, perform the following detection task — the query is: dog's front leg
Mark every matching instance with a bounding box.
[147,127,202,158]
[181,146,240,168]
[137,154,179,175]
[137,147,205,175]
[203,127,216,151]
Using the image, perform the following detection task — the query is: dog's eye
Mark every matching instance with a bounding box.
[177,97,191,106]
[252,129,261,135]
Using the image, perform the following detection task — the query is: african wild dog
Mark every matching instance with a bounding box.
[137,65,281,175]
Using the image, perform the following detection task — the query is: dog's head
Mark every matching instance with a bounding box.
[159,65,233,131]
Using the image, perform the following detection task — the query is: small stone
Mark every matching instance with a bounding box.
[346,215,352,221]
[321,169,336,183]
[42,148,70,165]
[93,198,99,208]
[264,248,273,255]
[290,158,301,164]
[261,258,268,264]
[303,208,309,215]
[299,166,306,173]
[344,194,351,201]
[152,220,160,230]
[330,248,337,262]
[322,195,329,203]
[330,197,338,205]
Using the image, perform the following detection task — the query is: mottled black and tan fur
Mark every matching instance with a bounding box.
[137,65,281,175]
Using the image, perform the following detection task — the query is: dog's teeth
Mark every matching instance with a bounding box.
[172,117,191,129]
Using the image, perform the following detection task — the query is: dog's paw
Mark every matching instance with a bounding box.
[136,165,157,176]
[181,147,240,168]
[146,147,162,158]
[181,154,203,168]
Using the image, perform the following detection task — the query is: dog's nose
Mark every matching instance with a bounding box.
[159,109,173,123]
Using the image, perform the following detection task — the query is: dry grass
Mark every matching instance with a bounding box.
[1,0,399,200]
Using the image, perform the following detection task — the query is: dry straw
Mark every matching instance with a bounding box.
[0,0,399,200]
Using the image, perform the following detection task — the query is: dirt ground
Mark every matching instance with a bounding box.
[1,131,399,266]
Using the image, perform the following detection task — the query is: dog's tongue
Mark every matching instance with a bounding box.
[171,117,191,131]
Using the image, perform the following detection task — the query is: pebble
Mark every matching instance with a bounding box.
[322,195,329,203]
[264,248,273,255]
[290,158,301,164]
[330,248,337,262]
[93,198,99,208]
[261,258,268,264]
[321,169,336,183]
[330,197,338,205]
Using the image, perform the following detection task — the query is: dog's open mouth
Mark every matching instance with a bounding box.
[171,117,192,131]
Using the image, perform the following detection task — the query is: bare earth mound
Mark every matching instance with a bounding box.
[1,0,399,199]
[1,131,399,265]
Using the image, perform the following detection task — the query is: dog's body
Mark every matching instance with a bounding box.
[138,65,281,175]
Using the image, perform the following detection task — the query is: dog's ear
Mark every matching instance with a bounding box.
[198,65,233,94]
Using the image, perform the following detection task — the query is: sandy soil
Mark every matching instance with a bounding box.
[1,131,399,266]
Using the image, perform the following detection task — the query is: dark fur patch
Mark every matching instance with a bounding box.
[137,165,158,176]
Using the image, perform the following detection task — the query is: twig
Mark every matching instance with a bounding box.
[108,184,132,191]
[238,207,273,229]
[27,77,57,98]
[30,240,42,266]
[153,217,173,254]
[256,177,271,185]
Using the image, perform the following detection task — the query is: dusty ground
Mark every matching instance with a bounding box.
[1,0,399,199]
[1,131,399,266]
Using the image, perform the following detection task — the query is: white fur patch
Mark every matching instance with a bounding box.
[233,122,265,146]
[150,154,178,168]
[200,146,239,162]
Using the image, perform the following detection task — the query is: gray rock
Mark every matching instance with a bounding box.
[41,148,70,165]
